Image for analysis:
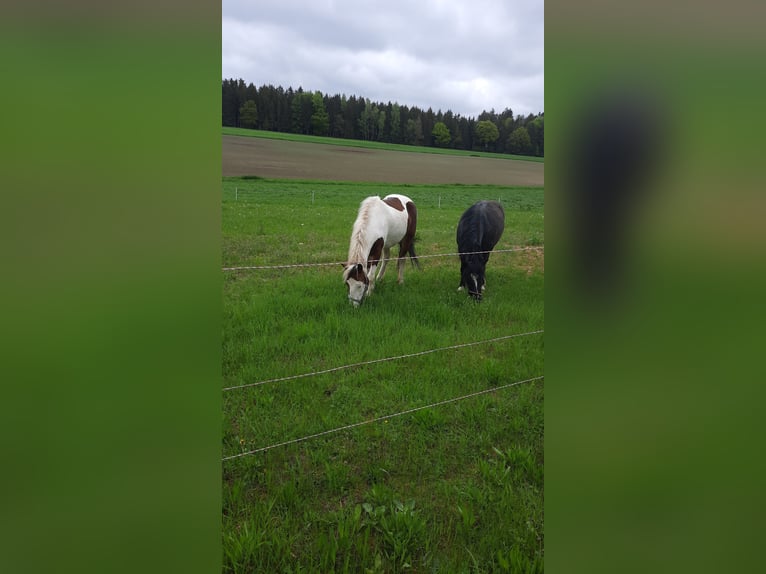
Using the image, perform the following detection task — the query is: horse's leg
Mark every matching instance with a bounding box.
[368,263,378,293]
[376,247,391,284]
[368,238,385,294]
[482,251,491,291]
[397,249,406,284]
[458,258,466,291]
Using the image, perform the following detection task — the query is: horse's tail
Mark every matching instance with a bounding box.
[407,241,421,270]
[405,200,421,270]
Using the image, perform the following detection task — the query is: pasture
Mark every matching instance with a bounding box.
[222,177,544,572]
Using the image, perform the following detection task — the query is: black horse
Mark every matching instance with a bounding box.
[456,201,505,301]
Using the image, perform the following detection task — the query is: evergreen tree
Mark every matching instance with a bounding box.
[422,108,435,147]
[275,86,290,132]
[357,99,370,140]
[290,89,313,134]
[328,94,345,138]
[405,116,424,145]
[344,95,360,139]
[375,109,386,141]
[390,103,401,143]
[358,99,383,141]
[457,117,474,150]
[290,89,303,133]
[526,115,544,156]
[222,79,241,126]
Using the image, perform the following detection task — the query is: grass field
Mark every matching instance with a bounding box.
[223,126,545,163]
[222,177,544,573]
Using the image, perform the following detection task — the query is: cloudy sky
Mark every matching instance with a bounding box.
[222,0,544,119]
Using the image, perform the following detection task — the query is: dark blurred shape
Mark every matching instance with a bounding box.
[566,86,666,307]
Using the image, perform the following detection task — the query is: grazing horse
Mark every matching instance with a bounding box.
[343,194,419,307]
[456,200,505,301]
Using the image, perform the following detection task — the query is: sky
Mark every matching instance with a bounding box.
[222,0,544,119]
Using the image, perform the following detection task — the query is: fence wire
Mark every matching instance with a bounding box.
[223,374,543,461]
[222,239,544,461]
[223,329,543,392]
[222,245,543,271]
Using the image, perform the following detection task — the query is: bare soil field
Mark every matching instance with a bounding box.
[223,134,544,186]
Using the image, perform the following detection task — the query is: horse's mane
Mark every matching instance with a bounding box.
[347,196,377,264]
[458,206,485,252]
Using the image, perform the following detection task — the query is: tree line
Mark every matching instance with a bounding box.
[223,79,544,157]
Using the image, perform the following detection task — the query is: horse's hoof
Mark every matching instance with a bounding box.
[457,286,464,292]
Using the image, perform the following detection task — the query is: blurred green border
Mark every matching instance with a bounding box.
[546,5,766,574]
[0,11,222,574]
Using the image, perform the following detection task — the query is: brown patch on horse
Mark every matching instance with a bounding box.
[382,196,405,211]
[367,237,384,268]
[346,263,368,283]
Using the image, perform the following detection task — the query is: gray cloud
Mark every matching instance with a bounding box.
[222,0,543,118]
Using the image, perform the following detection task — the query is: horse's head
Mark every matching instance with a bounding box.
[343,263,369,307]
[462,258,486,301]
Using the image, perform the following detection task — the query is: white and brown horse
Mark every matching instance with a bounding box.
[343,194,419,307]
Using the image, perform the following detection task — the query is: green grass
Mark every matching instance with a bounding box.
[222,177,544,573]
[223,126,545,163]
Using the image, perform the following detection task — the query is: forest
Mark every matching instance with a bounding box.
[222,79,544,157]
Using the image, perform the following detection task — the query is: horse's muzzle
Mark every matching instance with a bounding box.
[349,284,368,307]
[469,291,483,302]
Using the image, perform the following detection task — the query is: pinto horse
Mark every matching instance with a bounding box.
[343,194,419,307]
[456,200,505,301]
